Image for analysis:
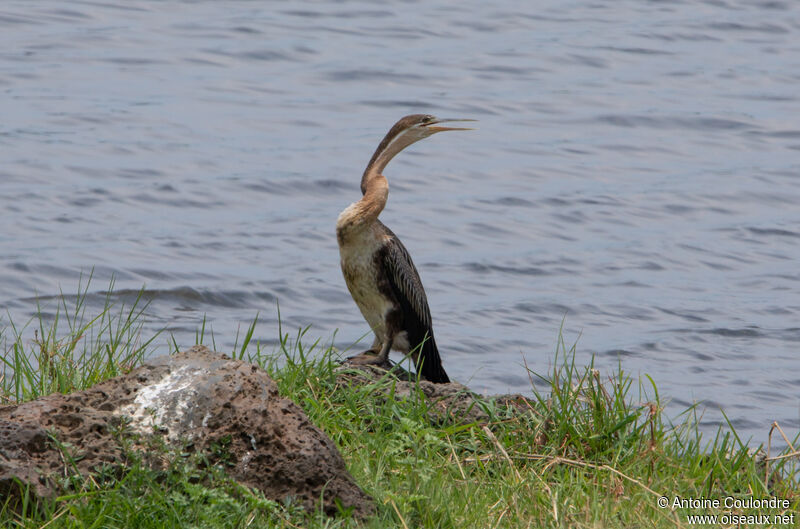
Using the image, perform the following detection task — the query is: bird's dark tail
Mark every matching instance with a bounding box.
[416,333,450,383]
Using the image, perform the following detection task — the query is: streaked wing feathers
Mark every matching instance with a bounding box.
[382,235,432,331]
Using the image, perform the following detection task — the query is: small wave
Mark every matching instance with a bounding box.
[747,227,800,238]
[203,48,294,63]
[701,327,762,338]
[23,287,279,312]
[231,26,261,35]
[513,302,571,314]
[128,192,225,209]
[706,22,788,34]
[641,32,721,43]
[479,196,534,207]
[118,167,164,179]
[467,222,514,237]
[656,308,709,323]
[594,114,755,131]
[0,13,40,26]
[596,46,674,56]
[689,351,715,362]
[103,287,277,309]
[325,69,425,82]
[565,53,607,68]
[359,100,437,109]
[776,328,800,342]
[467,262,549,276]
[100,57,165,66]
[762,130,800,138]
[602,348,637,357]
[241,178,351,196]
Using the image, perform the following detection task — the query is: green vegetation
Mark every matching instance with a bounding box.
[1,283,797,528]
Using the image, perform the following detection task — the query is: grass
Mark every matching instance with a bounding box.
[1,283,798,528]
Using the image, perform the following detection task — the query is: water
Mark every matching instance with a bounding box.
[1,0,799,448]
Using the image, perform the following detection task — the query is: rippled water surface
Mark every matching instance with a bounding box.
[2,0,799,445]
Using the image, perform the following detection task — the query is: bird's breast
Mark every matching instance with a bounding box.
[338,225,394,336]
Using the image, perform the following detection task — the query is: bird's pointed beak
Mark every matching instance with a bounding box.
[425,118,476,132]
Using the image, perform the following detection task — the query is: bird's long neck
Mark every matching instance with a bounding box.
[337,126,416,238]
[356,171,388,224]
[336,169,388,238]
[360,127,418,195]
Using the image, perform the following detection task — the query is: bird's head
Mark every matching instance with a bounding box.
[387,114,475,145]
[363,114,474,185]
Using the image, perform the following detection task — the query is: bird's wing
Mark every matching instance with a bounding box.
[381,232,433,332]
[381,224,450,383]
[379,226,450,383]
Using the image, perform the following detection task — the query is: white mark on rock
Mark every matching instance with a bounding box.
[115,364,207,442]
[241,450,253,472]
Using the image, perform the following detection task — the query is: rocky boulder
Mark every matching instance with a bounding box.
[0,346,374,518]
[336,362,536,424]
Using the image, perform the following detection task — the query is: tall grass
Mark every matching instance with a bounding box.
[0,275,159,404]
[1,282,797,528]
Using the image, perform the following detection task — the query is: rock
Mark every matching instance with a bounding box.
[335,363,536,424]
[0,346,374,518]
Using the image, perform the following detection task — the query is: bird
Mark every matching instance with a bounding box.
[336,114,473,383]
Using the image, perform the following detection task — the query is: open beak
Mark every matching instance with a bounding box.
[425,118,476,132]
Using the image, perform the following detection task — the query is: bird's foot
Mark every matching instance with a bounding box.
[345,350,392,369]
[342,351,418,382]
